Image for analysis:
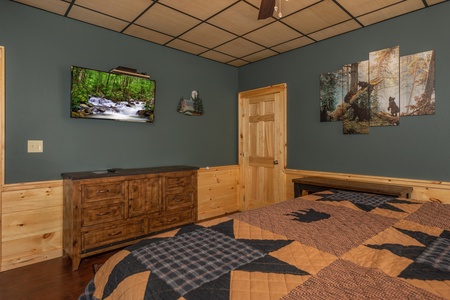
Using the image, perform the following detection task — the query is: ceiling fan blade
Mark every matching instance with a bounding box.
[258,0,276,20]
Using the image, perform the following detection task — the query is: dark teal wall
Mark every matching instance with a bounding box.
[1,1,238,183]
[239,2,450,181]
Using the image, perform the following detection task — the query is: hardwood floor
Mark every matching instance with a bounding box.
[0,250,118,300]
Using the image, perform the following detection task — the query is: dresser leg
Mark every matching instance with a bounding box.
[71,256,81,271]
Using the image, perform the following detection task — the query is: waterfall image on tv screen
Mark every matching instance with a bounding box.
[70,66,156,123]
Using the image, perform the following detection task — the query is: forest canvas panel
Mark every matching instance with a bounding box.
[400,50,435,116]
[369,46,400,127]
[319,46,435,134]
[342,60,370,134]
[320,70,343,122]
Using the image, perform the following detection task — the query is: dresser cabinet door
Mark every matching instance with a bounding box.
[128,176,162,217]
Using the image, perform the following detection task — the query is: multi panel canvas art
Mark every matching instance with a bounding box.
[320,46,435,134]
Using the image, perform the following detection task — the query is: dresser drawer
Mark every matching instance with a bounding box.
[150,210,193,232]
[165,172,193,190]
[166,193,193,210]
[82,219,146,251]
[82,181,126,203]
[82,203,125,226]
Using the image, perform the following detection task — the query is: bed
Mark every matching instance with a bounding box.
[79,189,450,299]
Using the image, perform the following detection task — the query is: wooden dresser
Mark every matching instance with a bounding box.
[62,166,198,270]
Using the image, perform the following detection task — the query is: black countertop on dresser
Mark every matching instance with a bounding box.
[61,165,199,180]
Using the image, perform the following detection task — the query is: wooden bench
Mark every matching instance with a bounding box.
[292,176,413,199]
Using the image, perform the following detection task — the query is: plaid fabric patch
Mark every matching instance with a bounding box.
[416,237,450,272]
[132,227,265,296]
[79,279,97,300]
[322,190,394,207]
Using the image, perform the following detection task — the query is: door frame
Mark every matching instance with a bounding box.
[0,46,5,267]
[238,83,287,210]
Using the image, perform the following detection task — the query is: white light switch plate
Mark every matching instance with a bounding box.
[28,140,43,153]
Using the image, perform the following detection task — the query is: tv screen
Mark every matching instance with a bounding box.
[70,66,156,123]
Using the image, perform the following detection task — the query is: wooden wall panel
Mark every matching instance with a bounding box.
[284,169,450,204]
[197,165,239,220]
[1,232,62,271]
[1,181,63,271]
[2,183,63,214]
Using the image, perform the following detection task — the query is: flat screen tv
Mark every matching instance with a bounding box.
[70,66,156,123]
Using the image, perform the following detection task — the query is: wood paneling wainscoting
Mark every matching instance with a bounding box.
[284,169,450,204]
[197,166,240,221]
[2,165,450,272]
[1,181,63,271]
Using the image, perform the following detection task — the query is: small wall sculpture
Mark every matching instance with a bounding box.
[177,90,204,116]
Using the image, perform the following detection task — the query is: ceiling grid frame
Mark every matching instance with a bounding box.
[10,0,448,67]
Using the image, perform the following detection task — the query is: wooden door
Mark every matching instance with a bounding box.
[238,84,286,210]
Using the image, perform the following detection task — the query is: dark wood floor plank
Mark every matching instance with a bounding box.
[0,251,117,300]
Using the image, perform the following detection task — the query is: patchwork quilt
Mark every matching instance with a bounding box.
[79,190,450,299]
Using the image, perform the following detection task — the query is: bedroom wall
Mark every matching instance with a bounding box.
[239,1,450,182]
[0,1,238,184]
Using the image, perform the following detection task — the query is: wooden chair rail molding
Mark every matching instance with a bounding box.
[284,169,450,204]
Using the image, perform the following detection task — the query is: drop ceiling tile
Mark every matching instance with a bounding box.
[246,0,322,18]
[208,2,272,36]
[68,5,129,32]
[124,24,174,45]
[270,36,315,53]
[200,50,236,63]
[13,0,70,15]
[336,0,400,17]
[178,23,237,49]
[158,0,237,20]
[166,39,208,55]
[282,0,351,34]
[245,0,264,9]
[135,3,201,37]
[215,38,265,58]
[242,49,278,62]
[426,0,447,4]
[71,0,153,22]
[228,59,250,67]
[243,22,302,47]
[357,0,425,26]
[308,19,361,41]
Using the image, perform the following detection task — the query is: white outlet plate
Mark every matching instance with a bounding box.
[28,140,43,153]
